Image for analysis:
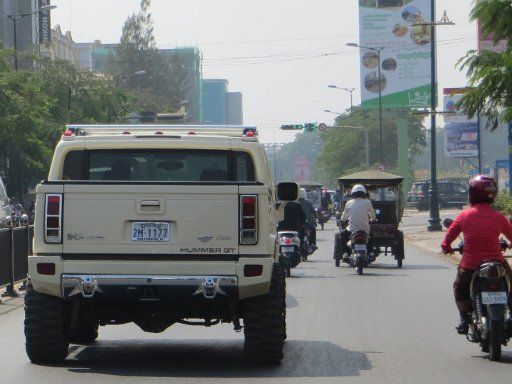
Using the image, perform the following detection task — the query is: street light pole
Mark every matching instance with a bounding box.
[346,43,384,166]
[413,5,453,231]
[328,85,355,115]
[7,5,57,71]
[428,0,442,231]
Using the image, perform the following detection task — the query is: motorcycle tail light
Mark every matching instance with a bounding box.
[285,238,292,245]
[478,264,506,279]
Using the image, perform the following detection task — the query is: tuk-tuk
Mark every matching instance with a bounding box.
[334,170,405,268]
[298,181,323,209]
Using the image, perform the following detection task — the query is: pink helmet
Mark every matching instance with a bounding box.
[468,175,497,205]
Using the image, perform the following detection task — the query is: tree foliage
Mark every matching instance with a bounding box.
[458,0,512,129]
[0,54,130,199]
[315,108,426,185]
[108,0,187,112]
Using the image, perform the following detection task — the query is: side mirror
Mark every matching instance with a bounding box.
[442,218,453,229]
[277,182,298,201]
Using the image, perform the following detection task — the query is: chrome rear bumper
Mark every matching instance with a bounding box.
[61,274,238,301]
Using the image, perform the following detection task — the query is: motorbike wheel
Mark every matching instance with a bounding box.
[396,259,403,268]
[335,256,340,267]
[321,222,324,230]
[286,261,291,278]
[356,265,363,275]
[489,320,503,361]
[480,340,489,353]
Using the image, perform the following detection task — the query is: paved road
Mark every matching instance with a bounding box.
[0,220,511,384]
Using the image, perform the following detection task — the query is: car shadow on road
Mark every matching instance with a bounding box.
[372,263,450,271]
[64,339,372,378]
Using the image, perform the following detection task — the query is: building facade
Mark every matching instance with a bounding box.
[0,0,38,68]
[202,79,244,125]
[40,25,79,66]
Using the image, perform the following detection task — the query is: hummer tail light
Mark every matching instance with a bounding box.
[240,195,258,245]
[45,194,63,244]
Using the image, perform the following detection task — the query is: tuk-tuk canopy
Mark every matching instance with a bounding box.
[337,170,403,186]
[298,181,323,187]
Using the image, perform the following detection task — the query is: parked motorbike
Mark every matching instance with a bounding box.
[278,231,301,277]
[316,208,331,230]
[443,218,512,361]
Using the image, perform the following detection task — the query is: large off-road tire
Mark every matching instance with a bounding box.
[244,263,286,364]
[489,320,502,361]
[69,318,99,345]
[24,285,69,364]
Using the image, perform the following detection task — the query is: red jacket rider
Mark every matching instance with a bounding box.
[441,175,512,334]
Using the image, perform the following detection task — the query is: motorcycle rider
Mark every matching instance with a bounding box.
[298,188,317,249]
[442,175,512,334]
[277,198,306,240]
[339,184,376,262]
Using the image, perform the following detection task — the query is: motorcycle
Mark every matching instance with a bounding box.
[316,208,331,230]
[301,226,316,261]
[278,231,301,277]
[348,230,371,275]
[444,218,512,361]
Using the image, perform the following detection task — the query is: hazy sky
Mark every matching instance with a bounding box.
[50,0,476,143]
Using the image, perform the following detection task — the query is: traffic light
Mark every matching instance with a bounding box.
[280,124,303,130]
[304,123,317,132]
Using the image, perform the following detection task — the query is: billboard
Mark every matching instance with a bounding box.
[443,92,479,158]
[38,0,52,44]
[358,0,431,109]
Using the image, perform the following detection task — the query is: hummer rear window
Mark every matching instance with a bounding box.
[62,150,255,182]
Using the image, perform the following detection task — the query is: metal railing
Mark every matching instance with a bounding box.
[0,225,33,302]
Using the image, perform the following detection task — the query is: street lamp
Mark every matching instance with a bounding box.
[346,42,384,166]
[114,70,147,87]
[7,4,57,70]
[412,5,454,232]
[328,85,355,115]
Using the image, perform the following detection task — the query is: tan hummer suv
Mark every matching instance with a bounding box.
[24,124,296,364]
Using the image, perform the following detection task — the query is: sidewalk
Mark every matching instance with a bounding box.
[404,228,512,266]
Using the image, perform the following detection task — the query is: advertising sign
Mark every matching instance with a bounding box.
[358,0,431,109]
[444,123,479,158]
[293,156,311,183]
[38,0,52,44]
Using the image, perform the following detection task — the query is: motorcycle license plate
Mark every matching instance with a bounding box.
[481,291,508,305]
[353,244,366,251]
[281,246,295,253]
[131,222,170,242]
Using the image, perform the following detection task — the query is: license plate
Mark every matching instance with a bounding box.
[354,244,367,251]
[131,222,170,242]
[481,291,508,305]
[281,246,295,253]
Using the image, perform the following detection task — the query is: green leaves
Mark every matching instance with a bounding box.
[0,55,130,198]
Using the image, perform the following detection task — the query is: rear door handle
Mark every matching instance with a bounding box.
[140,200,161,207]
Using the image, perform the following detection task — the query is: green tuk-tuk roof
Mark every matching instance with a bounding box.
[337,170,403,186]
[298,181,323,187]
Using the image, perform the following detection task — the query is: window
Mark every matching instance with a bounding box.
[452,184,467,194]
[61,150,256,182]
[438,183,452,194]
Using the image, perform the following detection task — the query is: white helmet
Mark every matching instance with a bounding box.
[351,184,366,196]
[299,188,307,200]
